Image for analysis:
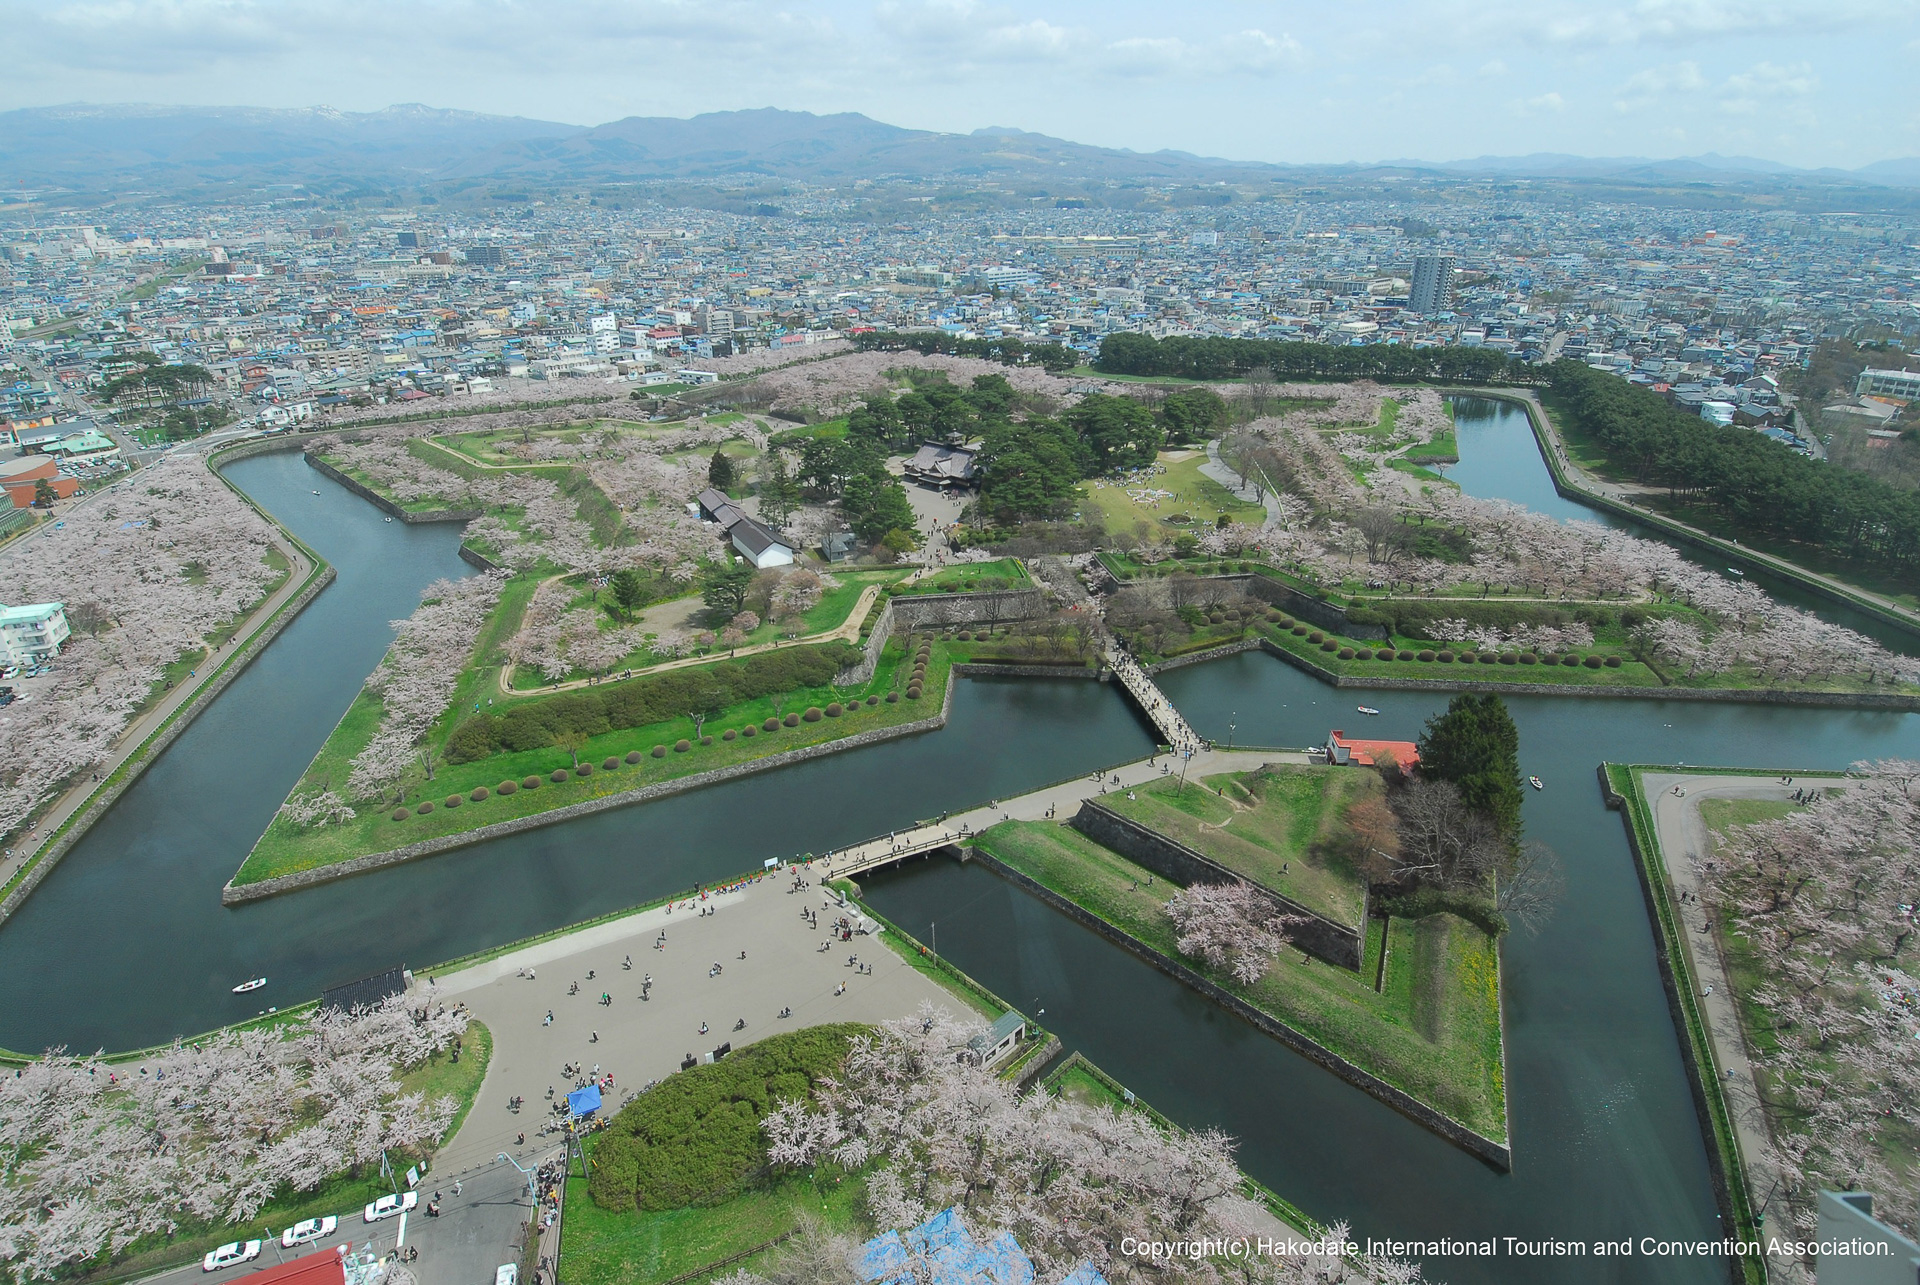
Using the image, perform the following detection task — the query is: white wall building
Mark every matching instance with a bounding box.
[0,602,69,666]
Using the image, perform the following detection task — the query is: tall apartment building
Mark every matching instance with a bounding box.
[1409,255,1457,315]
[0,602,69,665]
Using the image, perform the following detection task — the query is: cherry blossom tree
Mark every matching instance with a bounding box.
[1164,881,1303,985]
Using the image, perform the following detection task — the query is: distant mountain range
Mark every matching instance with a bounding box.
[2,102,1917,193]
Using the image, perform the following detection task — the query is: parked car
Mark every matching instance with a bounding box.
[280,1216,338,1248]
[202,1241,263,1272]
[363,1192,418,1222]
[496,1267,518,1285]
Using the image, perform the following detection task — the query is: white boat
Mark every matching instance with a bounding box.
[232,977,266,994]
[1357,705,1381,716]
[1529,776,1544,790]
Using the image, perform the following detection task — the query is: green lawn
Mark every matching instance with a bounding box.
[1077,451,1266,533]
[1095,767,1373,927]
[235,645,948,885]
[561,1166,869,1285]
[973,821,1506,1141]
[893,558,1030,595]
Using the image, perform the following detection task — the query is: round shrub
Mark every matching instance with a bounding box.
[764,717,780,731]
[803,707,823,722]
[1437,650,1455,663]
[651,745,667,758]
[499,779,518,795]
[1479,653,1499,665]
[416,800,434,815]
[1605,655,1623,668]
[523,775,541,789]
[1307,630,1325,644]
[886,691,899,703]
[392,808,409,822]
[444,794,462,809]
[784,713,800,727]
[1338,647,1355,660]
[1499,652,1518,665]
[1584,654,1604,668]
[575,763,592,777]
[866,695,879,706]
[1291,624,1309,636]
[551,769,569,783]
[626,750,643,764]
[957,631,972,641]
[1208,612,1226,625]
[825,702,843,717]
[723,728,738,741]
[471,786,489,802]
[1320,639,1339,652]
[1354,648,1373,660]
[1418,649,1436,662]
[1518,653,1537,665]
[742,724,756,738]
[1398,649,1415,661]
[1266,610,1283,623]
[1458,651,1477,664]
[1541,653,1560,665]
[700,735,713,746]
[674,739,692,752]
[1562,654,1581,668]
[603,756,619,771]
[1278,616,1296,628]
[905,686,922,699]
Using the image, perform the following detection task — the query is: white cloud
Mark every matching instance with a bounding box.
[1720,60,1818,115]
[1521,91,1567,114]
[1613,60,1706,112]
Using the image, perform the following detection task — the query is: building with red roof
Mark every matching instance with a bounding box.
[1326,730,1418,773]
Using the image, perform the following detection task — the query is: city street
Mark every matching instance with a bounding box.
[139,1156,541,1285]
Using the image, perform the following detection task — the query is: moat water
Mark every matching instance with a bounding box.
[1,425,1914,1284]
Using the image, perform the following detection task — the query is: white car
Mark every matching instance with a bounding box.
[202,1241,263,1272]
[280,1216,337,1248]
[363,1192,418,1223]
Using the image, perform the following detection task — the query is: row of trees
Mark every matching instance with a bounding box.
[1547,360,1920,573]
[0,997,469,1283]
[849,329,1079,373]
[1697,760,1920,1244]
[1095,332,1534,385]
[756,1006,1422,1285]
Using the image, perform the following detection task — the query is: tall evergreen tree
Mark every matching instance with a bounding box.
[1415,694,1524,840]
[707,449,736,493]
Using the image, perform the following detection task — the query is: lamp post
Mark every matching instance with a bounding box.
[498,1152,537,1198]
[1228,713,1237,750]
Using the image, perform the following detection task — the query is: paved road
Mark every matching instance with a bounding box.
[140,1157,538,1285]
[427,873,961,1175]
[1641,769,1855,1235]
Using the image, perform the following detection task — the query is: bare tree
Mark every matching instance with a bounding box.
[1351,506,1413,566]
[1496,840,1565,935]
[1389,777,1503,888]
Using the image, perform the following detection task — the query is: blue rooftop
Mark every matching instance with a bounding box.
[859,1208,1096,1285]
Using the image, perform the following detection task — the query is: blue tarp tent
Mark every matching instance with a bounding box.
[857,1208,1040,1285]
[566,1084,602,1118]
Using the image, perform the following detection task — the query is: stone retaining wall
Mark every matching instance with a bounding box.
[0,563,337,927]
[459,544,503,573]
[223,672,959,904]
[304,453,482,524]
[838,588,1051,686]
[951,661,1100,680]
[965,846,1511,1170]
[1258,637,1920,710]
[1070,800,1365,971]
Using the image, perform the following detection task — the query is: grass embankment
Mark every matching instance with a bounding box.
[1077,450,1266,532]
[235,642,949,885]
[891,558,1030,596]
[972,821,1506,1142]
[1096,768,1374,927]
[68,1022,492,1285]
[1606,765,1764,1283]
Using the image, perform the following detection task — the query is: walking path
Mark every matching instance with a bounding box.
[818,747,1306,882]
[496,571,928,699]
[0,529,316,894]
[1201,439,1283,529]
[428,872,961,1175]
[1641,769,1857,1235]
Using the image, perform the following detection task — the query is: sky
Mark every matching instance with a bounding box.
[5,0,1919,170]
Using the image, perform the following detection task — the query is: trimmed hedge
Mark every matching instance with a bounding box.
[783,713,800,727]
[392,809,409,822]
[522,775,541,789]
[803,707,823,722]
[416,801,434,815]
[550,769,569,783]
[499,779,518,795]
[625,750,644,764]
[723,728,738,741]
[763,717,780,731]
[652,745,667,758]
[587,1025,864,1213]
[444,794,462,809]
[674,739,692,752]
[471,786,490,802]
[742,724,757,737]
[445,641,862,763]
[825,702,843,717]
[603,756,620,771]
[576,762,593,776]
[700,735,713,746]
